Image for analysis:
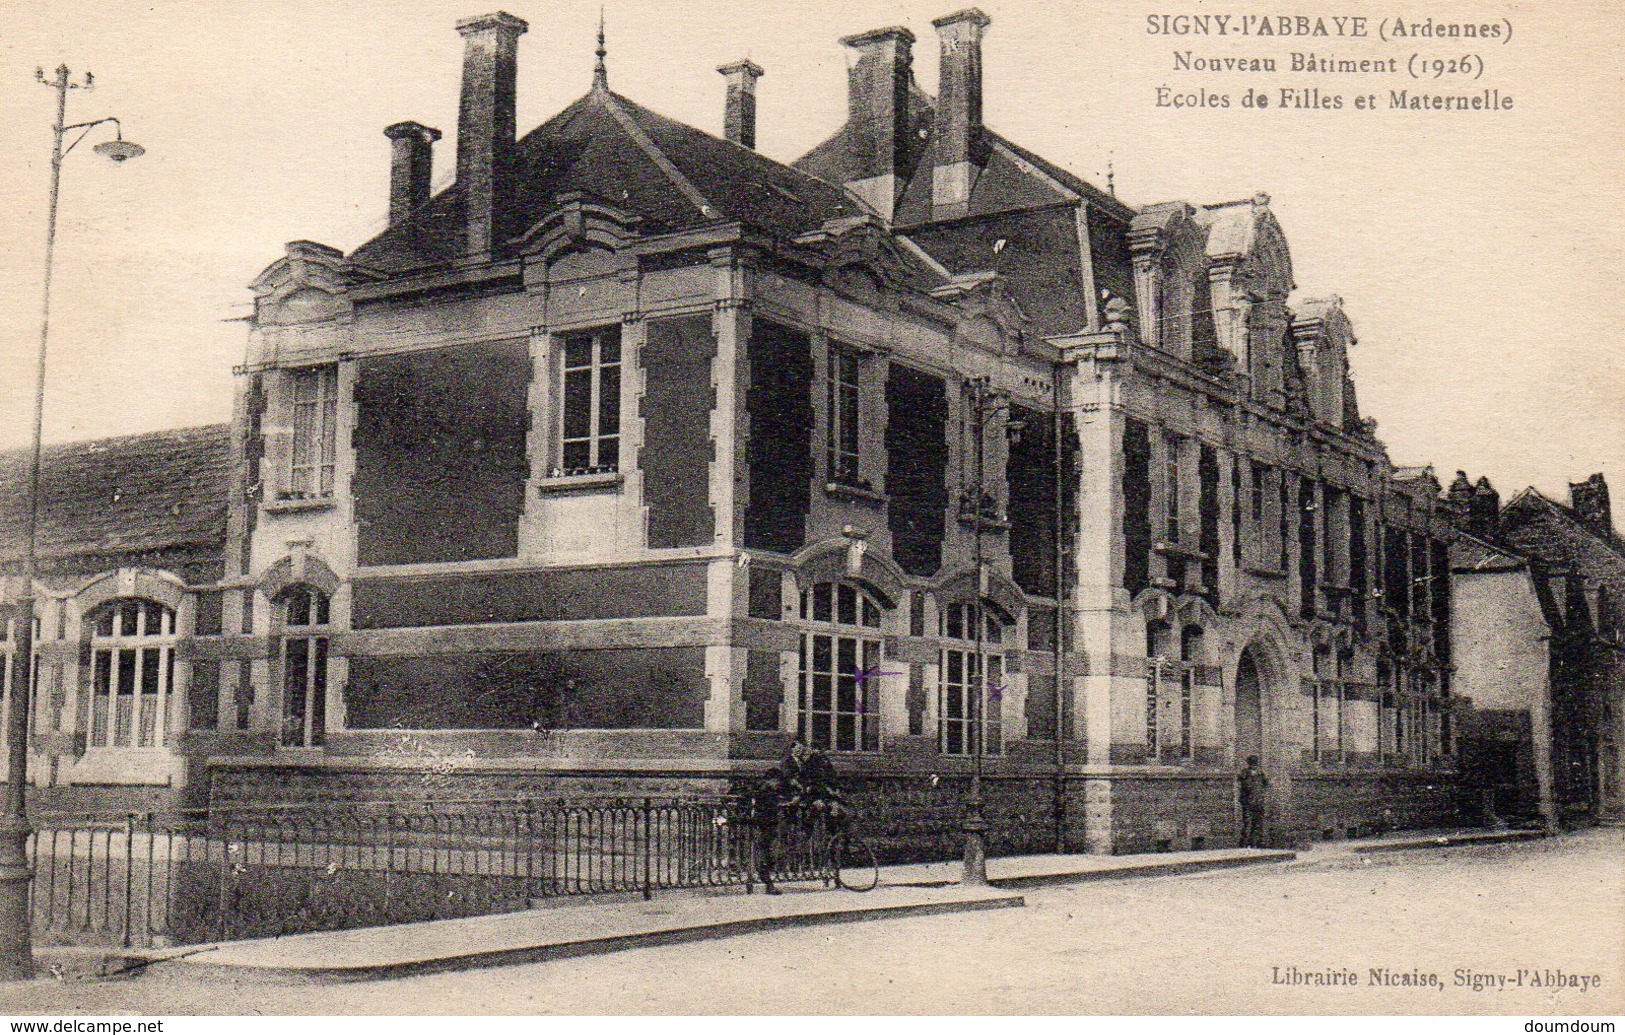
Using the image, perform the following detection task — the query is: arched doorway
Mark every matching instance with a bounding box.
[1235,647,1264,765]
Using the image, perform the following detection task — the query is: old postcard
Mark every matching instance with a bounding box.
[0,0,1619,1019]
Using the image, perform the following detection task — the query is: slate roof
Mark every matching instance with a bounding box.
[1502,487,1625,566]
[0,425,232,562]
[350,88,863,274]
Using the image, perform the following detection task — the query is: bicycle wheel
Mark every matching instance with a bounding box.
[834,836,880,892]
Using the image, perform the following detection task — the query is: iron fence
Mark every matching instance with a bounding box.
[28,797,838,949]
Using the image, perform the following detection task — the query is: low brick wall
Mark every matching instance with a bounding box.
[205,760,1464,862]
[207,762,730,811]
[1102,773,1240,854]
[1291,771,1462,842]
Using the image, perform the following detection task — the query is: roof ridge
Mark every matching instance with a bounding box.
[597,90,716,220]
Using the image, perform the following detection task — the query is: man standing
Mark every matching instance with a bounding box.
[1238,755,1269,848]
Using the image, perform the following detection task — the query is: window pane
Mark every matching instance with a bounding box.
[812,635,831,672]
[563,335,592,369]
[563,369,593,439]
[812,585,832,623]
[120,602,139,637]
[837,585,857,626]
[598,437,619,473]
[598,364,620,433]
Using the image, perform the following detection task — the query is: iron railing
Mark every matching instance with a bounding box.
[27,797,838,949]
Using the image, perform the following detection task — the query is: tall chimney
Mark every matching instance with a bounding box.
[932,8,990,219]
[839,26,916,221]
[1569,473,1613,534]
[384,121,442,226]
[717,60,764,149]
[455,11,528,259]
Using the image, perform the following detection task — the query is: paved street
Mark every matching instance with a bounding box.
[3,827,1621,1015]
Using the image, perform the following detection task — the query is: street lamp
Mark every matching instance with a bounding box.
[1,64,143,983]
[960,377,1022,886]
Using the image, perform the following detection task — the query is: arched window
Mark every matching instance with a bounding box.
[1178,626,1204,759]
[939,601,1005,757]
[279,586,331,748]
[88,599,176,748]
[799,582,882,752]
[1146,620,1171,758]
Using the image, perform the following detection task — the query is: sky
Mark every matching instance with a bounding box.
[0,0,1619,506]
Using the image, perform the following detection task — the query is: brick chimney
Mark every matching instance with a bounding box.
[931,8,990,219]
[717,60,764,149]
[384,121,442,226]
[455,11,528,259]
[1569,473,1612,534]
[1470,476,1501,536]
[839,26,916,220]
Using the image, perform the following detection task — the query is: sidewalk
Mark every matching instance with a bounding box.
[885,846,1296,889]
[70,825,1538,985]
[133,882,1024,984]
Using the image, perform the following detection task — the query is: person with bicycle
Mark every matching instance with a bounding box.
[785,736,847,839]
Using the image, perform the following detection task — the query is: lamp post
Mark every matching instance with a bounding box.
[960,376,1021,886]
[1,64,143,982]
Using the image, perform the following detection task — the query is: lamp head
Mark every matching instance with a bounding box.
[93,138,144,163]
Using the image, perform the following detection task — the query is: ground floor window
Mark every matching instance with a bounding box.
[279,586,331,748]
[798,582,883,752]
[89,599,175,748]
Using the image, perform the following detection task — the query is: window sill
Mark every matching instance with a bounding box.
[265,496,337,515]
[825,480,887,507]
[1241,564,1288,580]
[537,471,623,495]
[956,513,1012,532]
[1154,541,1210,561]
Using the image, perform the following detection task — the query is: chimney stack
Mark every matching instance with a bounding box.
[717,60,765,149]
[455,11,528,259]
[932,8,990,219]
[1569,473,1613,534]
[839,26,917,220]
[384,121,442,226]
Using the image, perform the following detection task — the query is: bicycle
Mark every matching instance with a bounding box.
[800,798,880,893]
[828,828,880,892]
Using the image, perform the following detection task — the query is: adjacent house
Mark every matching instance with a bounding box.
[1449,473,1625,827]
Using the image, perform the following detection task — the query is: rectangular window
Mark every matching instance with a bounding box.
[89,601,175,749]
[1309,679,1321,762]
[1178,631,1200,759]
[1279,471,1293,574]
[558,325,622,476]
[827,344,862,485]
[796,620,877,750]
[1146,624,1165,758]
[287,365,338,499]
[1163,433,1182,544]
[939,649,1004,757]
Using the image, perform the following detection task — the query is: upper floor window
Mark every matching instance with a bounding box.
[558,325,621,477]
[938,601,1005,757]
[798,581,883,752]
[287,365,338,499]
[279,586,331,748]
[827,344,862,486]
[88,599,176,749]
[1163,434,1182,544]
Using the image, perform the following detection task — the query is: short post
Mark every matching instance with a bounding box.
[120,814,135,949]
[641,798,653,901]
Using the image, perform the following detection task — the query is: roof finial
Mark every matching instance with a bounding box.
[593,8,608,90]
[1107,153,1116,197]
